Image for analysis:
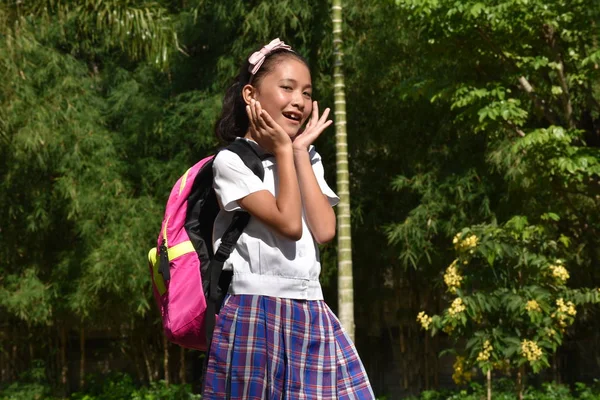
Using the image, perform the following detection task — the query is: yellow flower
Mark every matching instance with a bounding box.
[521,340,543,362]
[453,233,479,252]
[417,311,433,330]
[452,356,472,385]
[444,260,463,293]
[443,324,455,335]
[449,298,466,317]
[525,300,541,312]
[549,263,569,283]
[452,233,460,245]
[477,340,493,362]
[545,328,557,338]
[553,298,576,327]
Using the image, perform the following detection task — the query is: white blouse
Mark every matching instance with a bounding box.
[212,138,339,300]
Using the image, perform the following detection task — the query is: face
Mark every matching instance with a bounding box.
[250,58,313,138]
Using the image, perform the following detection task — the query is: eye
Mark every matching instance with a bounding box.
[303,91,312,98]
[281,85,293,91]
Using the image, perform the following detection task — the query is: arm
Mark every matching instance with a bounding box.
[237,100,302,240]
[291,101,336,243]
[238,147,302,240]
[293,148,336,243]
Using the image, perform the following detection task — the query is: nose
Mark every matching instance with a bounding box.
[291,90,305,111]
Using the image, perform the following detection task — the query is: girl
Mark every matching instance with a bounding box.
[204,38,374,400]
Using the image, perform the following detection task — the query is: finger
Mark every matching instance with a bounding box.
[260,109,282,131]
[249,100,258,125]
[313,119,333,136]
[318,107,331,125]
[312,101,319,123]
[246,105,257,131]
[255,102,270,131]
[253,100,267,131]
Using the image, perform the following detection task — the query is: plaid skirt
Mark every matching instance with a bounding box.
[202,294,375,399]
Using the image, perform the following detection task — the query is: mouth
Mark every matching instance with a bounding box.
[282,111,302,124]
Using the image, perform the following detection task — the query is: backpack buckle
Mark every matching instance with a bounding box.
[214,243,233,262]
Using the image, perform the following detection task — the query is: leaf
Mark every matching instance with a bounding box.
[470,3,485,17]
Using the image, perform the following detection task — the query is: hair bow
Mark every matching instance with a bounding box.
[248,38,292,75]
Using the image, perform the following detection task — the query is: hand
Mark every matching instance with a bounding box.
[292,101,333,151]
[246,99,292,155]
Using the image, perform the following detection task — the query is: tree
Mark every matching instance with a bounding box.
[332,0,355,340]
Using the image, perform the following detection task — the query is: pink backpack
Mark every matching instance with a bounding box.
[147,140,265,350]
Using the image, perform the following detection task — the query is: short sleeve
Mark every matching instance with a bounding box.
[309,146,340,206]
[213,150,267,212]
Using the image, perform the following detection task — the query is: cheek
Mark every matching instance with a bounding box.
[304,102,313,120]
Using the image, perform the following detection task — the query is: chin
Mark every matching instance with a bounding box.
[286,129,301,139]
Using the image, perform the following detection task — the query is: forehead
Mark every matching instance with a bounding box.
[262,58,311,85]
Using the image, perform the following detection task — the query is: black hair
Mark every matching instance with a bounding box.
[214,46,309,144]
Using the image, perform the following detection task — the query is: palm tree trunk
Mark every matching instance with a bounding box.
[332,0,355,342]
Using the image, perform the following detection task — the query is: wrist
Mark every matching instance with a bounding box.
[274,144,293,158]
[292,144,309,153]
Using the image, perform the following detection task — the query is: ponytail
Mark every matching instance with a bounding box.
[215,80,248,143]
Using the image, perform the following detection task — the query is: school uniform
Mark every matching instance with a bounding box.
[202,138,375,399]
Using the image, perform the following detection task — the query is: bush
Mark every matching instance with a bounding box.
[70,373,200,400]
[0,371,200,400]
[395,380,600,400]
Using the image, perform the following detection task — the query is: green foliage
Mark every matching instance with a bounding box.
[70,374,200,400]
[1,0,179,68]
[395,380,600,400]
[0,373,200,400]
[419,217,600,378]
[387,0,600,389]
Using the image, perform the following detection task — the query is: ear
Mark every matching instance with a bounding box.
[242,84,257,105]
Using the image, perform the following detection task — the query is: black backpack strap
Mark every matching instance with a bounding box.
[204,211,251,346]
[204,140,266,351]
[225,139,267,181]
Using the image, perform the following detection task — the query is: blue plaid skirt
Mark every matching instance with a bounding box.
[202,295,375,399]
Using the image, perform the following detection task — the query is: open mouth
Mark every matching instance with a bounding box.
[282,111,302,123]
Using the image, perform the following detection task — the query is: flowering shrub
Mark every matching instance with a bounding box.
[417,216,600,381]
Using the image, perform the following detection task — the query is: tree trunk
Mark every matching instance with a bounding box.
[132,338,145,384]
[12,342,17,380]
[1,341,5,382]
[424,334,430,390]
[179,347,186,384]
[517,365,525,400]
[59,326,68,395]
[400,327,408,390]
[487,369,492,400]
[163,335,170,385]
[332,0,355,342]
[79,327,85,389]
[142,341,154,383]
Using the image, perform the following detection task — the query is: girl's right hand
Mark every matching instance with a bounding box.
[246,99,291,155]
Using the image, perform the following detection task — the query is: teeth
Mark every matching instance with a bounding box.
[284,113,299,121]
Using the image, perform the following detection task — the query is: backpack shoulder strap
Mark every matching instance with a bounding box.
[204,140,267,351]
[223,139,266,181]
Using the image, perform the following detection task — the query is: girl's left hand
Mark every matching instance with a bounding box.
[292,101,333,151]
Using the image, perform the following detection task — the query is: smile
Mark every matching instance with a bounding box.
[282,111,302,123]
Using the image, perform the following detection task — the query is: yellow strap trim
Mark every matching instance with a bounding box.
[163,216,170,247]
[148,247,167,295]
[148,241,195,296]
[167,241,196,261]
[179,168,191,195]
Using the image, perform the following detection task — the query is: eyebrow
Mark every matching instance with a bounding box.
[279,78,312,89]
